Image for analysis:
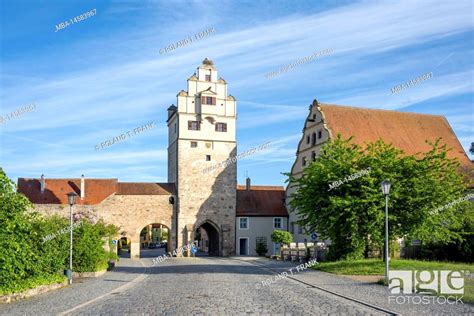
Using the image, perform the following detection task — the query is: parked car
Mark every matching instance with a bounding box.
[148,243,159,249]
[160,241,167,248]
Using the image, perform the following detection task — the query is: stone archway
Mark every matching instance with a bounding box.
[138,223,170,258]
[195,220,221,256]
[118,236,131,258]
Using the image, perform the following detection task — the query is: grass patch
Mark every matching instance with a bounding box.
[311,259,473,275]
[312,259,474,303]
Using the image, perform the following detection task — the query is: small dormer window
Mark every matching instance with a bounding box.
[202,96,216,105]
[205,75,211,82]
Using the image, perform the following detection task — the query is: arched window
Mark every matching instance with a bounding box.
[312,133,316,146]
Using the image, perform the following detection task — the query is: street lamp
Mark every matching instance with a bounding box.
[381,180,391,284]
[66,192,77,285]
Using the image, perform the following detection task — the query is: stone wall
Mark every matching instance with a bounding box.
[176,139,237,256]
[32,193,175,259]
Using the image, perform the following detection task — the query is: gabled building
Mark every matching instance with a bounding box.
[287,99,472,243]
[235,179,289,256]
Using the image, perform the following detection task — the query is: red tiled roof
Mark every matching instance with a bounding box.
[319,104,471,166]
[236,185,288,217]
[17,178,118,205]
[116,182,175,195]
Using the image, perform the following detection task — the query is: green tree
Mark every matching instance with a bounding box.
[287,136,472,260]
[271,230,293,245]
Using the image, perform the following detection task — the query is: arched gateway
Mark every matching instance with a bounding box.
[17,59,247,258]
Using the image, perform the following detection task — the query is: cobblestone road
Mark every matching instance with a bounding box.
[1,256,472,315]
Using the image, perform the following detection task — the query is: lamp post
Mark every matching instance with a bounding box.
[66,192,77,285]
[381,180,391,283]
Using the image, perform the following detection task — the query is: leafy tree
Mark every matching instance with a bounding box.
[271,230,293,245]
[287,136,472,260]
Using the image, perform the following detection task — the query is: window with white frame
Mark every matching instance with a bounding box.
[274,217,282,229]
[239,217,248,229]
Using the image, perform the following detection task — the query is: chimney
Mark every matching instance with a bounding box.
[40,174,45,193]
[246,177,251,191]
[80,175,85,200]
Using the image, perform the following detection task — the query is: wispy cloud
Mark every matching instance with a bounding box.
[1,0,472,184]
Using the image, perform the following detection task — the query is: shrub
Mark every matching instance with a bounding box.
[255,242,268,256]
[0,168,119,294]
[271,230,293,245]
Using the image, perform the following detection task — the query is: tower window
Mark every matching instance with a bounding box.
[306,135,310,144]
[302,157,307,166]
[201,96,216,105]
[318,130,323,139]
[215,123,227,132]
[188,121,200,130]
[205,75,211,82]
[312,133,316,146]
[206,155,211,161]
[313,114,316,120]
[311,151,316,161]
[191,141,197,148]
[174,123,176,133]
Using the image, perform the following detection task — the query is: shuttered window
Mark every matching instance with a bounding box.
[201,96,216,105]
[215,123,227,132]
[188,120,200,130]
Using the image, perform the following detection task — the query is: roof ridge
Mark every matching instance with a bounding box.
[319,103,446,118]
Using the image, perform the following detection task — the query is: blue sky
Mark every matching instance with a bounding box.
[0,0,473,187]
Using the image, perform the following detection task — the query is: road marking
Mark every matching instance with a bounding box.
[58,260,148,315]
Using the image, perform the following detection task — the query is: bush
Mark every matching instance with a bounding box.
[271,230,293,245]
[0,168,119,294]
[255,242,268,256]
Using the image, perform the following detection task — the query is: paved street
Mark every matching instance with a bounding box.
[1,257,472,315]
